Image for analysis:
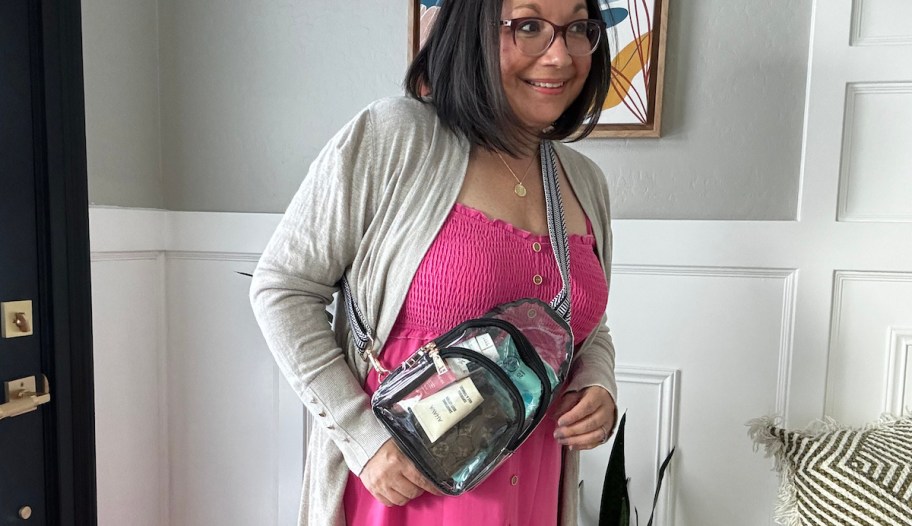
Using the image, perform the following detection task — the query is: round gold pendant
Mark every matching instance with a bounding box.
[514,183,527,197]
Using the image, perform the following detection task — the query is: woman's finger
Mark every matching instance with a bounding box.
[389,472,426,502]
[551,390,583,421]
[384,486,415,507]
[559,426,610,451]
[404,464,444,496]
[556,388,603,428]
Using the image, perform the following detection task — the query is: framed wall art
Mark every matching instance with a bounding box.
[408,0,670,138]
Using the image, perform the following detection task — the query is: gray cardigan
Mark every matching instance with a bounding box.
[250,96,617,525]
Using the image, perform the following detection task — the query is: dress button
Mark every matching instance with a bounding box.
[317,410,326,417]
[532,274,543,286]
[511,475,519,486]
[532,242,542,253]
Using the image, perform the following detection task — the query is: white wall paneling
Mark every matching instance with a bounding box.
[165,252,302,526]
[885,328,912,415]
[89,204,912,525]
[826,272,912,424]
[850,0,912,46]
[91,252,167,526]
[838,82,912,222]
[606,266,793,525]
[578,367,679,526]
[611,265,796,418]
[90,208,301,526]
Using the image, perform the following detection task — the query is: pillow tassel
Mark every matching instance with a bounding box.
[773,476,800,526]
[746,416,785,471]
[746,417,800,526]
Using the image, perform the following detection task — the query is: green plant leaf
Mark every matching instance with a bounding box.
[645,447,675,526]
[599,412,629,526]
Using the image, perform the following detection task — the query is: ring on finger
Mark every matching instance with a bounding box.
[599,425,609,443]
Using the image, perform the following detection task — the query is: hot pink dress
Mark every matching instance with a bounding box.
[343,203,609,526]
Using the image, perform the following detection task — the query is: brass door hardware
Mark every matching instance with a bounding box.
[2,300,33,338]
[13,312,30,332]
[0,375,50,422]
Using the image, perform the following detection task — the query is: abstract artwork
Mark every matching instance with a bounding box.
[409,0,670,137]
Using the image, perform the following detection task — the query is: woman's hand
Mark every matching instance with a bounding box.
[360,439,444,506]
[552,386,617,450]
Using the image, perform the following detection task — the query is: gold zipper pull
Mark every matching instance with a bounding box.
[428,345,448,375]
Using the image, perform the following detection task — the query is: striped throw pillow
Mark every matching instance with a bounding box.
[749,415,912,526]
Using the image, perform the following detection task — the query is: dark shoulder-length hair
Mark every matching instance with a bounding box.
[405,0,611,155]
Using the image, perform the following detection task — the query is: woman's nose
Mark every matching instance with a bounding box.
[541,32,573,67]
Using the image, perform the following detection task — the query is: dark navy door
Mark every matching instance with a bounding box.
[1,0,49,523]
[1,0,97,523]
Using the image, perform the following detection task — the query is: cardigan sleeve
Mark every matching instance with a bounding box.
[249,107,391,476]
[563,153,619,404]
[565,315,618,403]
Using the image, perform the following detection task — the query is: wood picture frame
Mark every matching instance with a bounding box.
[408,0,670,138]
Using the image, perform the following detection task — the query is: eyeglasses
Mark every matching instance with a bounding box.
[499,17,606,57]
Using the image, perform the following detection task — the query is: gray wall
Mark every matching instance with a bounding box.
[83,0,164,209]
[83,0,811,220]
[574,0,811,219]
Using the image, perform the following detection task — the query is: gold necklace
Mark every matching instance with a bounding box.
[496,152,537,197]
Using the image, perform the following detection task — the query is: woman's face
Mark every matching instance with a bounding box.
[499,0,593,132]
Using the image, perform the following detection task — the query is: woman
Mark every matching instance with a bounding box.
[250,0,618,524]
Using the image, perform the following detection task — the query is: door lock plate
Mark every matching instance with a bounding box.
[1,300,33,338]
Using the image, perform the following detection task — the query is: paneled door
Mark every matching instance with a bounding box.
[0,0,96,523]
[0,1,50,520]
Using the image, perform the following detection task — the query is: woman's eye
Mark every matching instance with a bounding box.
[568,21,588,35]
[517,20,543,34]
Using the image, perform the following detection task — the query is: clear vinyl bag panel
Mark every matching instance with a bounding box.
[373,348,526,494]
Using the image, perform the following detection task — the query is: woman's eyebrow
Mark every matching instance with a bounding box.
[510,3,590,15]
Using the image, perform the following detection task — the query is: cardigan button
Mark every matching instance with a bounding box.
[532,242,542,253]
[510,475,519,486]
[318,410,326,417]
[532,274,543,286]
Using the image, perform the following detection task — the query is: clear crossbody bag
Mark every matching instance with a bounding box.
[341,141,574,495]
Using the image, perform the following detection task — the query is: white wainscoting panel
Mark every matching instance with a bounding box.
[578,367,679,526]
[838,83,912,222]
[605,265,793,526]
[90,208,302,526]
[826,271,912,424]
[88,195,912,526]
[165,253,302,526]
[91,253,167,526]
[885,328,912,415]
[851,0,912,46]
